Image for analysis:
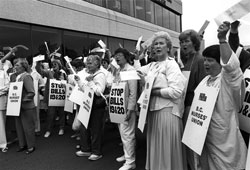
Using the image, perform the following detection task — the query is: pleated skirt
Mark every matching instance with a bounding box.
[146,107,187,170]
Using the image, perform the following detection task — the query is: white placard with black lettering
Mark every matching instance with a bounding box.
[182,86,219,155]
[138,75,156,132]
[239,69,250,133]
[109,82,126,124]
[77,85,94,129]
[64,84,74,113]
[6,82,23,116]
[48,79,66,106]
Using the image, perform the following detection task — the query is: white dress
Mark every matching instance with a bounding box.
[197,53,247,170]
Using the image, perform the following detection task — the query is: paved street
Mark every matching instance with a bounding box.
[0,115,147,170]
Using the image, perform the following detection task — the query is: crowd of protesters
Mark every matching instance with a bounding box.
[0,21,249,170]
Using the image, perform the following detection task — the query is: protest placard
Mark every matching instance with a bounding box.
[238,69,250,133]
[48,79,66,107]
[136,36,143,51]
[69,85,85,106]
[182,86,219,155]
[138,75,156,132]
[120,70,140,81]
[77,85,94,129]
[33,55,45,62]
[6,82,23,116]
[109,82,126,124]
[214,0,250,25]
[64,84,74,113]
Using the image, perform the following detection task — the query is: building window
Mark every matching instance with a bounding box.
[135,0,145,20]
[176,14,181,32]
[162,9,170,29]
[123,39,136,52]
[155,4,163,26]
[121,0,134,17]
[108,37,124,54]
[145,0,155,23]
[106,0,121,12]
[169,11,176,31]
[63,31,88,59]
[0,20,31,60]
[84,0,105,7]
[31,26,62,61]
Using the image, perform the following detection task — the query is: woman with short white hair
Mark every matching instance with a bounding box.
[137,31,187,170]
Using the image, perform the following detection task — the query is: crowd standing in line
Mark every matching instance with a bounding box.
[0,21,249,170]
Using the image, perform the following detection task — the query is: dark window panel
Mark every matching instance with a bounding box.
[169,11,176,31]
[108,37,124,54]
[31,26,62,61]
[121,0,134,17]
[63,31,88,59]
[105,0,121,12]
[145,0,155,23]
[163,9,170,29]
[135,0,145,20]
[0,20,31,62]
[155,4,163,26]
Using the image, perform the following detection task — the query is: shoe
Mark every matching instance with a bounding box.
[75,150,91,157]
[88,154,103,161]
[118,163,136,170]
[116,155,125,162]
[26,147,35,154]
[16,146,27,152]
[58,129,64,136]
[71,133,79,139]
[1,147,8,153]
[55,116,59,121]
[76,145,80,149]
[44,131,51,138]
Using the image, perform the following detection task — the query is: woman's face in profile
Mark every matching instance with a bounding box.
[14,61,25,75]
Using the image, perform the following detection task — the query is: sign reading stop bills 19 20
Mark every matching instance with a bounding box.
[109,82,126,124]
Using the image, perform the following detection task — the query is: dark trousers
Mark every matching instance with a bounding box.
[15,108,36,149]
[80,108,105,155]
[46,106,65,131]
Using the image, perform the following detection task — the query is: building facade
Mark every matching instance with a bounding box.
[0,0,182,60]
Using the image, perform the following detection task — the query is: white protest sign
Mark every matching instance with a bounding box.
[33,80,39,107]
[141,35,155,50]
[109,82,126,124]
[198,20,210,35]
[111,59,120,69]
[77,85,94,129]
[6,82,23,116]
[64,83,74,113]
[238,69,250,133]
[98,40,107,49]
[69,85,85,105]
[136,36,143,51]
[48,79,66,107]
[33,55,45,62]
[214,0,250,25]
[138,75,156,132]
[120,70,140,81]
[182,86,219,155]
[64,56,76,75]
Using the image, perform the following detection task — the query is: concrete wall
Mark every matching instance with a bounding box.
[0,0,181,47]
